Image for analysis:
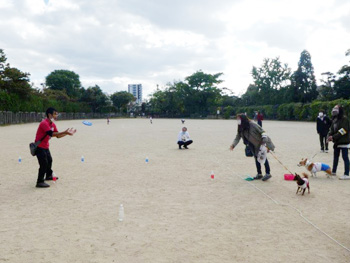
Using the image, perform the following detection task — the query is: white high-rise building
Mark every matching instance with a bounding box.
[128,84,142,104]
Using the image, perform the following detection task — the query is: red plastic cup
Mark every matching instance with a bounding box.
[211,174,214,179]
[53,177,57,182]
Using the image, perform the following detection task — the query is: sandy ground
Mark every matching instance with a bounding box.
[0,118,350,263]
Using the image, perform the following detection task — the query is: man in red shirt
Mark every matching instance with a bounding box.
[257,111,264,127]
[34,107,76,188]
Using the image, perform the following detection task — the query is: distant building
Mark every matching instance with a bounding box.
[128,84,142,104]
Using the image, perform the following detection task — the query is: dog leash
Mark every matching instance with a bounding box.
[215,154,350,253]
[269,151,294,174]
[214,152,350,253]
[235,170,350,253]
[311,151,319,160]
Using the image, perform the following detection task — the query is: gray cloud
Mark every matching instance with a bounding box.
[0,0,349,97]
[117,0,238,38]
[240,19,311,52]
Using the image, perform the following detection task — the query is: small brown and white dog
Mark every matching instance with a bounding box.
[297,158,332,177]
[293,173,310,195]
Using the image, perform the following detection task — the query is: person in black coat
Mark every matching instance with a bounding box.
[317,109,332,152]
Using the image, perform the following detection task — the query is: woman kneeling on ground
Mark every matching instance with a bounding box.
[230,113,275,181]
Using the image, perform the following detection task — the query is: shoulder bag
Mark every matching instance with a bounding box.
[29,134,47,156]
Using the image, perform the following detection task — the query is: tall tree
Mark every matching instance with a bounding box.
[183,70,223,116]
[45,70,81,98]
[333,49,350,99]
[318,72,336,101]
[289,50,318,103]
[0,49,32,100]
[250,57,291,105]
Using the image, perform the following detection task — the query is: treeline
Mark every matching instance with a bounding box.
[224,99,350,121]
[1,47,349,120]
[147,49,350,120]
[0,49,135,114]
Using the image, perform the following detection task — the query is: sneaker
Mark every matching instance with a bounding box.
[36,182,50,188]
[339,175,350,180]
[325,150,329,153]
[320,150,324,153]
[262,174,272,181]
[254,174,263,180]
[331,172,337,176]
[178,145,182,149]
[184,145,188,149]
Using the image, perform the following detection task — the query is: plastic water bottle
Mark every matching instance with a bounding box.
[118,204,124,222]
[81,156,84,162]
[18,156,22,163]
[211,170,214,179]
[145,157,149,163]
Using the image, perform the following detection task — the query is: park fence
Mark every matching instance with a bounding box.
[0,111,121,125]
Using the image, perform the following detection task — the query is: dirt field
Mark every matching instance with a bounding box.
[1,118,349,263]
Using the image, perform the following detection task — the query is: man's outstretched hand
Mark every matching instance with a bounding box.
[66,128,77,136]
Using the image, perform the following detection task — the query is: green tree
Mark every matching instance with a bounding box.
[250,57,291,105]
[0,49,32,100]
[183,70,223,116]
[80,85,109,112]
[333,49,350,99]
[149,71,224,117]
[219,94,241,107]
[288,50,318,103]
[110,91,135,112]
[318,72,336,101]
[45,70,82,98]
[241,84,260,106]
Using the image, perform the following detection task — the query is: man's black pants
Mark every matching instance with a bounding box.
[36,147,53,184]
[178,140,193,148]
[319,134,328,151]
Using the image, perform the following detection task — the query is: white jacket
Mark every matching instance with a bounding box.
[177,131,190,142]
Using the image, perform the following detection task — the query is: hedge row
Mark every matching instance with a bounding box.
[223,99,350,121]
[0,91,91,113]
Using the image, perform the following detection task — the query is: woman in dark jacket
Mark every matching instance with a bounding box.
[317,109,332,152]
[327,105,350,180]
[230,114,275,181]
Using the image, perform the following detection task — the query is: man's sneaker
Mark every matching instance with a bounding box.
[331,172,337,176]
[254,174,263,180]
[339,175,350,180]
[36,182,50,188]
[262,174,272,181]
[184,145,188,149]
[325,149,329,153]
[320,150,324,153]
[179,145,182,149]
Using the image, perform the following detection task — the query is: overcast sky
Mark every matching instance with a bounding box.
[1,0,349,99]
